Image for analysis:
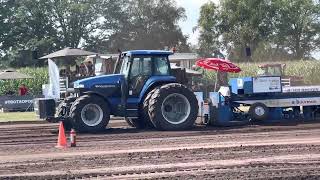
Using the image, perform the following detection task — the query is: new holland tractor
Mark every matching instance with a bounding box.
[36,50,199,132]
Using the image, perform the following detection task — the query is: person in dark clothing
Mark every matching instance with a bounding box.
[79,63,88,76]
[87,61,94,76]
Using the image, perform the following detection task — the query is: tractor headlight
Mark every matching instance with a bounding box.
[74,83,84,89]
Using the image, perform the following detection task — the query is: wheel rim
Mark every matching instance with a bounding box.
[254,106,265,116]
[161,93,191,125]
[81,104,103,127]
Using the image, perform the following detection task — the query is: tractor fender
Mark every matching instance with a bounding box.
[82,91,112,108]
[139,76,176,103]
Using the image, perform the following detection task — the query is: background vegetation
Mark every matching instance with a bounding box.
[0,0,189,68]
[201,60,320,86]
[2,60,320,96]
[0,0,319,95]
[0,0,319,68]
[197,0,319,61]
[0,68,48,96]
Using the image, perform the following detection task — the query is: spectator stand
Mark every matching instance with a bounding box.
[39,47,98,98]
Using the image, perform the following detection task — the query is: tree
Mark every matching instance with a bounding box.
[197,0,320,62]
[91,0,189,53]
[0,0,15,67]
[0,0,20,55]
[197,2,221,57]
[272,0,320,59]
[0,0,106,66]
[0,0,190,67]
[50,0,104,48]
[0,0,60,67]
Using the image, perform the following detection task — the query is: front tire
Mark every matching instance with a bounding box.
[249,103,269,121]
[148,83,198,130]
[56,96,76,131]
[70,95,110,132]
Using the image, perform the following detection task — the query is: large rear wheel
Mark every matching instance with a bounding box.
[70,95,110,132]
[125,88,158,129]
[148,83,198,130]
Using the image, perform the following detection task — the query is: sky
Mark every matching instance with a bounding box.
[176,0,319,59]
[176,0,216,46]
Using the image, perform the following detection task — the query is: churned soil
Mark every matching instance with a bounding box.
[0,120,320,179]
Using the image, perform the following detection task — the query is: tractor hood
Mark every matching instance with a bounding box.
[74,74,124,89]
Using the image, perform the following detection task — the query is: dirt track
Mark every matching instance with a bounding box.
[1,120,320,179]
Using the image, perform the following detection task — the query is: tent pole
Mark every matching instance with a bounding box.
[214,72,218,92]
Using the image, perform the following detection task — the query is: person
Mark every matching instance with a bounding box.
[19,84,28,96]
[212,49,228,91]
[216,71,228,90]
[79,63,88,76]
[192,82,200,92]
[87,61,94,76]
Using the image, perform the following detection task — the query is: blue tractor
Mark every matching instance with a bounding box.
[44,50,199,132]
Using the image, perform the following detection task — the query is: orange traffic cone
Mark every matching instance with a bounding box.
[56,122,67,149]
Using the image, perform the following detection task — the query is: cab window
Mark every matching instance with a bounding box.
[154,57,170,75]
[130,57,152,78]
[129,57,152,96]
[119,56,130,77]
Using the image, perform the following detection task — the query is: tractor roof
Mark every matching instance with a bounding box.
[123,50,173,56]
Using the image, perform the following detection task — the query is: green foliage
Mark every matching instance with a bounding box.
[0,0,59,67]
[2,61,320,96]
[87,0,189,53]
[0,68,48,96]
[197,0,320,61]
[197,2,221,57]
[221,0,274,60]
[272,0,320,59]
[0,0,189,67]
[50,0,104,48]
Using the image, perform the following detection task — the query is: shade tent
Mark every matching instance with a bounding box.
[196,58,241,91]
[0,69,32,80]
[196,58,241,73]
[39,47,97,59]
[39,48,98,99]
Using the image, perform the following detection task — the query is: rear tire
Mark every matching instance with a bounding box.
[70,95,110,132]
[148,83,198,130]
[125,88,158,129]
[141,88,159,128]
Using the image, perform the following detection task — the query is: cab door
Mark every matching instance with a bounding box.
[125,56,152,117]
[128,57,153,97]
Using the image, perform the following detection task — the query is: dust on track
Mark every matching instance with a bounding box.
[1,120,320,179]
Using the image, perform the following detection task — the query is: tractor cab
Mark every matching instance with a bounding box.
[257,63,304,86]
[116,50,175,97]
[257,63,285,77]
